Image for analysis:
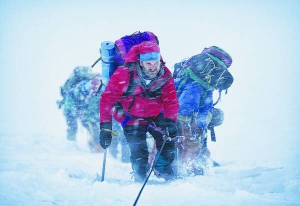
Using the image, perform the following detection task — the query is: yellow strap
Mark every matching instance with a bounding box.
[102,128,118,136]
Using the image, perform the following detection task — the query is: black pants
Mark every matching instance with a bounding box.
[123,122,175,176]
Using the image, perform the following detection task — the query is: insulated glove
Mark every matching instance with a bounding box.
[164,118,178,138]
[99,122,113,149]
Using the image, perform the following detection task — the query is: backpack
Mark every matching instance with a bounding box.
[60,66,93,96]
[91,31,159,94]
[57,66,94,109]
[114,31,159,66]
[91,31,158,80]
[174,46,233,106]
[174,47,232,143]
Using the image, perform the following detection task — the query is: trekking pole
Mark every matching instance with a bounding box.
[176,142,180,175]
[100,131,118,182]
[101,149,107,182]
[132,129,170,206]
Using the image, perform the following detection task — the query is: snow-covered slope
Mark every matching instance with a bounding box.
[1,1,300,206]
[0,131,299,206]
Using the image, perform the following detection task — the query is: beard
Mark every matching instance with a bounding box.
[140,62,161,79]
[143,68,159,79]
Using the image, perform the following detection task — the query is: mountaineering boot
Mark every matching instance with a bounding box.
[131,162,147,183]
[132,166,147,183]
[154,165,176,181]
[131,161,151,183]
[133,172,146,183]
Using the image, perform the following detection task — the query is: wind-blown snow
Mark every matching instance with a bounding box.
[1,1,300,206]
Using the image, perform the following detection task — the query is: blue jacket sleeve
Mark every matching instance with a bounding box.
[176,77,214,130]
[177,80,202,117]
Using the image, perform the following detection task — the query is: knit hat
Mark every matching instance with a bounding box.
[125,41,161,63]
[139,41,160,61]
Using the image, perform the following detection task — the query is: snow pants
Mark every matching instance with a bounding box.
[123,122,175,177]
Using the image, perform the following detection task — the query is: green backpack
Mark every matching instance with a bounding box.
[174,46,234,106]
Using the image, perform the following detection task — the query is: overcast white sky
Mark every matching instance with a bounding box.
[1,0,300,166]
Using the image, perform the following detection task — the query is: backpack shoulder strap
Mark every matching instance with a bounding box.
[94,79,104,96]
[122,67,136,97]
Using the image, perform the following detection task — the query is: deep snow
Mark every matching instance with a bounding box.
[0,131,299,206]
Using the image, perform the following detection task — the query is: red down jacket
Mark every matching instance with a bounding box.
[100,43,179,125]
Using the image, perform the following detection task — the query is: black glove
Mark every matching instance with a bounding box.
[164,118,178,138]
[99,122,113,149]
